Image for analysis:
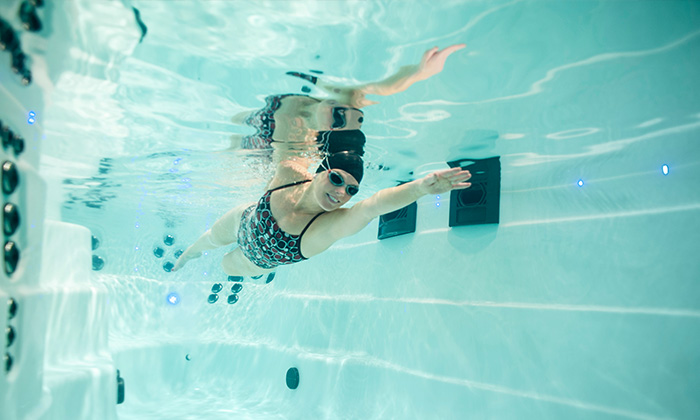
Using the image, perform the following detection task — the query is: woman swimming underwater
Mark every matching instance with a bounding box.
[172,44,470,276]
[172,153,472,277]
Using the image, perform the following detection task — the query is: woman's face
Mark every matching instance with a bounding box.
[315,100,364,131]
[313,169,359,211]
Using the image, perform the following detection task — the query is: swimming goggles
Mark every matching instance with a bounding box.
[328,170,359,196]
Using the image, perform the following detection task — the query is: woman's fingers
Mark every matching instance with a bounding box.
[441,168,472,190]
[424,44,466,64]
[422,168,473,194]
[441,167,471,181]
[441,43,467,56]
[452,182,472,190]
[423,46,439,60]
[452,172,472,183]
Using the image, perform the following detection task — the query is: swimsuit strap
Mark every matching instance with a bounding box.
[267,179,312,193]
[268,178,324,241]
[298,212,325,259]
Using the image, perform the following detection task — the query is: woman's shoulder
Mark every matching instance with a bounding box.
[267,177,312,192]
[278,158,313,175]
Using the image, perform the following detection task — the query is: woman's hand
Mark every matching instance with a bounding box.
[416,44,466,80]
[171,247,202,272]
[419,168,472,195]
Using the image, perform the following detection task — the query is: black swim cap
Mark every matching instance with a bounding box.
[315,152,364,184]
[316,130,366,156]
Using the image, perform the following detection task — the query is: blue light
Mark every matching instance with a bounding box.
[577,179,584,187]
[167,292,180,305]
[436,195,440,199]
[662,164,669,176]
[29,111,35,117]
[436,203,440,207]
[28,117,35,125]
[135,223,140,228]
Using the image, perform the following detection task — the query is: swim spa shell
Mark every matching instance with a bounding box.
[237,180,324,269]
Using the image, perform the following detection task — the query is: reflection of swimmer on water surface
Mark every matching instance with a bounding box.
[232,94,365,149]
[172,151,472,277]
[228,44,466,151]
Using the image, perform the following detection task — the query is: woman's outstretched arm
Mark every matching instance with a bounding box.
[358,44,467,97]
[171,203,252,271]
[292,44,466,108]
[344,167,471,232]
[301,168,472,257]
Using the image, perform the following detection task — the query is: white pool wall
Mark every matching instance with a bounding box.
[1,0,120,418]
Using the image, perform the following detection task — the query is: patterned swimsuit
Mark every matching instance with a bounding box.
[241,94,310,149]
[237,180,325,269]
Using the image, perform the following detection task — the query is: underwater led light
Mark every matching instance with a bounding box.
[167,292,180,305]
[27,117,35,125]
[577,179,584,187]
[662,164,669,175]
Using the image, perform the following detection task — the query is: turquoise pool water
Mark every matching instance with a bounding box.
[2,0,699,419]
